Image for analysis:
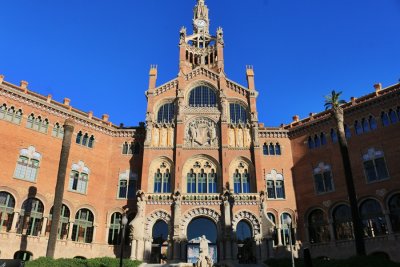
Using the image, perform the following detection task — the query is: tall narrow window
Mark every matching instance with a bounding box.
[14,146,41,182]
[381,112,390,126]
[242,170,250,193]
[0,192,15,232]
[208,170,217,193]
[163,170,171,193]
[154,169,162,193]
[232,161,252,194]
[187,169,196,193]
[69,161,90,194]
[308,136,314,149]
[0,104,6,120]
[26,114,34,129]
[275,143,281,155]
[280,213,295,246]
[153,162,171,194]
[313,162,334,194]
[82,133,89,146]
[17,198,44,236]
[344,124,351,139]
[118,171,137,199]
[354,120,363,135]
[362,148,389,182]
[76,131,83,144]
[320,133,327,146]
[108,212,122,245]
[88,135,95,148]
[197,169,207,193]
[389,109,398,124]
[72,209,94,243]
[314,135,320,147]
[269,143,275,155]
[369,116,377,130]
[263,143,268,155]
[233,170,241,194]
[122,142,129,154]
[267,213,278,246]
[330,129,338,143]
[361,118,370,133]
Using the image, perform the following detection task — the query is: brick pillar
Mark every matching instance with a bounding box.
[46,118,75,258]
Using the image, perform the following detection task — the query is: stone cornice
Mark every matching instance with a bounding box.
[258,128,289,139]
[285,83,400,138]
[0,80,144,138]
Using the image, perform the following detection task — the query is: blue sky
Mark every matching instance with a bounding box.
[1,0,399,126]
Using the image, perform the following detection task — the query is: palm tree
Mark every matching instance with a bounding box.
[324,90,366,256]
[46,119,75,258]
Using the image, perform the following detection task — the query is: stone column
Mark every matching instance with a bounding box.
[328,219,336,243]
[384,210,394,239]
[136,239,145,260]
[224,239,232,260]
[173,237,181,260]
[67,221,74,241]
[172,191,182,261]
[130,240,137,259]
[144,239,152,260]
[10,211,20,233]
[277,227,283,246]
[46,118,75,258]
[41,217,48,236]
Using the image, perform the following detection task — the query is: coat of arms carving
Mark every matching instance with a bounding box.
[185,117,219,148]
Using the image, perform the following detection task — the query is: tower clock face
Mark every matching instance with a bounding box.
[195,19,206,28]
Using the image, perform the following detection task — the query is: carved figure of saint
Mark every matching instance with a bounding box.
[237,128,243,147]
[160,127,167,147]
[189,124,197,142]
[152,127,159,146]
[228,128,235,147]
[209,125,217,145]
[245,128,251,147]
[168,127,174,146]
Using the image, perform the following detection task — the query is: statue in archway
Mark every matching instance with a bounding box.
[196,235,213,267]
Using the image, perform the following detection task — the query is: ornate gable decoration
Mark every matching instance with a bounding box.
[184,117,219,148]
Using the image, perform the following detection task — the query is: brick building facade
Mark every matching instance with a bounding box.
[0,0,399,263]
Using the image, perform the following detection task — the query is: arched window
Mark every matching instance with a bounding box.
[26,113,35,129]
[152,161,172,194]
[187,169,196,193]
[0,104,6,119]
[118,171,138,199]
[369,116,377,130]
[122,142,129,154]
[320,133,327,145]
[280,213,294,246]
[269,143,275,155]
[47,204,70,239]
[389,109,398,124]
[381,112,390,126]
[233,163,251,194]
[186,160,218,194]
[14,146,41,182]
[344,124,351,139]
[361,118,370,133]
[157,103,175,123]
[359,199,387,237]
[17,198,44,236]
[275,143,282,155]
[355,120,363,135]
[188,86,217,107]
[263,143,268,155]
[313,162,334,194]
[314,135,321,147]
[308,209,330,243]
[72,209,94,243]
[308,136,314,149]
[229,103,248,123]
[82,133,89,146]
[108,212,122,245]
[266,169,285,199]
[267,213,278,246]
[332,204,353,240]
[362,148,389,182]
[69,161,90,194]
[76,131,83,144]
[0,191,15,232]
[88,135,95,148]
[208,169,217,193]
[52,122,64,138]
[388,194,400,232]
[330,129,338,143]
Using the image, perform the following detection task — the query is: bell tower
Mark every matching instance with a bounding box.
[179,0,224,74]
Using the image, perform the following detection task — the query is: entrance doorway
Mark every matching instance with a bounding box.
[150,220,168,263]
[187,217,218,263]
[236,220,256,263]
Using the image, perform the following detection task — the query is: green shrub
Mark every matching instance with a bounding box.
[25,257,142,267]
[265,256,400,267]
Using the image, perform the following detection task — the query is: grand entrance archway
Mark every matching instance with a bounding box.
[187,217,218,263]
[150,220,168,263]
